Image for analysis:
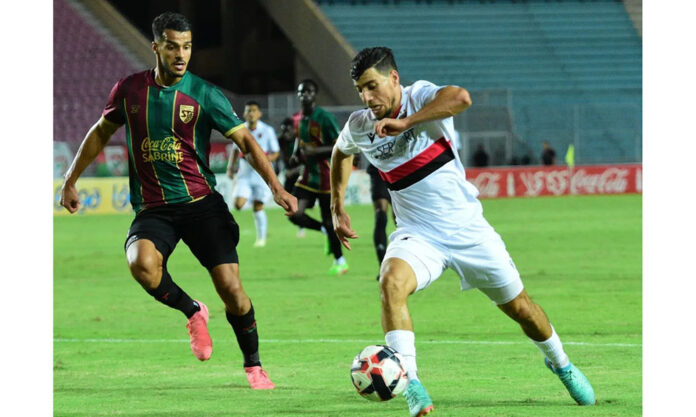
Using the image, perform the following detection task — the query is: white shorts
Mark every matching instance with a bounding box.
[383,229,524,305]
[234,174,271,203]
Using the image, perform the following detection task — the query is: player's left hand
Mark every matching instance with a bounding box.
[274,189,298,217]
[374,117,409,138]
[59,182,80,214]
[332,209,358,250]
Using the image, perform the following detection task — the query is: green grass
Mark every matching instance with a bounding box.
[54,194,642,416]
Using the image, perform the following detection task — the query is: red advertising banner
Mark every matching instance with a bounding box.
[209,142,235,173]
[465,164,642,198]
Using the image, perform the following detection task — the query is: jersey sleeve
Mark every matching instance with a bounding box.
[409,80,445,110]
[321,111,341,145]
[335,121,360,155]
[102,79,126,125]
[205,86,245,136]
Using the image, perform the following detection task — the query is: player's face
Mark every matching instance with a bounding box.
[244,105,262,124]
[279,123,294,141]
[297,83,317,106]
[153,29,192,81]
[354,68,400,119]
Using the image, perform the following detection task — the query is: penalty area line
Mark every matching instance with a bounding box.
[53,338,640,348]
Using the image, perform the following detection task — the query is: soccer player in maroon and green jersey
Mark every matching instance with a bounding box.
[287,79,348,275]
[59,12,296,390]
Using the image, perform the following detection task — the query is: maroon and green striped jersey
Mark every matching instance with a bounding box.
[292,107,341,193]
[102,69,244,212]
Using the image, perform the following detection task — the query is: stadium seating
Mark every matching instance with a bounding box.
[54,0,138,146]
[317,0,642,164]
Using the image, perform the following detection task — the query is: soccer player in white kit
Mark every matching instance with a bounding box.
[330,47,595,417]
[227,101,280,247]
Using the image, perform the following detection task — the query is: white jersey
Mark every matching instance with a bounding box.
[236,120,280,179]
[335,80,493,245]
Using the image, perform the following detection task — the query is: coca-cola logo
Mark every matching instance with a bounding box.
[571,168,628,194]
[470,172,500,197]
[519,172,545,196]
[467,165,639,199]
[519,170,570,196]
[546,171,569,195]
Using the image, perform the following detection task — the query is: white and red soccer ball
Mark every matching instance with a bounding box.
[350,345,408,401]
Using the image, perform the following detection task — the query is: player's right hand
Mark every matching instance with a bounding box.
[375,117,409,138]
[332,208,359,250]
[59,182,80,214]
[273,189,298,217]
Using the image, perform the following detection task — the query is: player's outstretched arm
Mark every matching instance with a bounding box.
[374,86,472,138]
[302,144,334,160]
[228,128,297,216]
[60,117,120,213]
[330,146,359,250]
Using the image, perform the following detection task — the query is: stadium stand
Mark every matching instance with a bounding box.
[52,0,642,167]
[317,0,642,164]
[53,0,141,147]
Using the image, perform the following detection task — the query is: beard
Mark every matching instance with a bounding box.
[161,59,186,79]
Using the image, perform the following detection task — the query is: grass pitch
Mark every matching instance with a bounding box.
[54,194,642,416]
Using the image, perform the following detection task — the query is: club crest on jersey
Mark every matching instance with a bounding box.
[179,105,195,124]
[130,105,140,114]
[309,125,321,139]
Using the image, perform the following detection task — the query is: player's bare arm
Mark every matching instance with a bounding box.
[226,147,240,179]
[329,146,359,250]
[60,116,120,213]
[302,144,334,160]
[228,128,297,216]
[375,86,472,138]
[267,151,280,162]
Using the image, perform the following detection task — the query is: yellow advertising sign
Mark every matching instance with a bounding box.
[53,177,132,216]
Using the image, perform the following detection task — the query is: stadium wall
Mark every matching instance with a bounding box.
[53,163,642,216]
[466,163,642,198]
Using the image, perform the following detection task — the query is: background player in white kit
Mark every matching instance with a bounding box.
[227,100,280,247]
[330,47,595,417]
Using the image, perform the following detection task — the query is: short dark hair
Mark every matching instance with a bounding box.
[350,47,398,81]
[245,100,261,108]
[298,78,319,93]
[281,117,293,127]
[152,12,192,41]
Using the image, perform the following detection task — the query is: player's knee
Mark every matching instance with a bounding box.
[128,253,161,288]
[233,198,246,210]
[379,271,411,302]
[217,275,245,297]
[503,297,535,323]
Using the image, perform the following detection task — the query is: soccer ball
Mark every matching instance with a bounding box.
[350,345,408,401]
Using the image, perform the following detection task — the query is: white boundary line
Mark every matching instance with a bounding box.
[53,338,641,348]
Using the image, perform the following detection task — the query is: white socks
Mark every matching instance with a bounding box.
[334,256,346,265]
[385,330,418,381]
[532,325,570,370]
[384,327,569,382]
[253,210,267,241]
